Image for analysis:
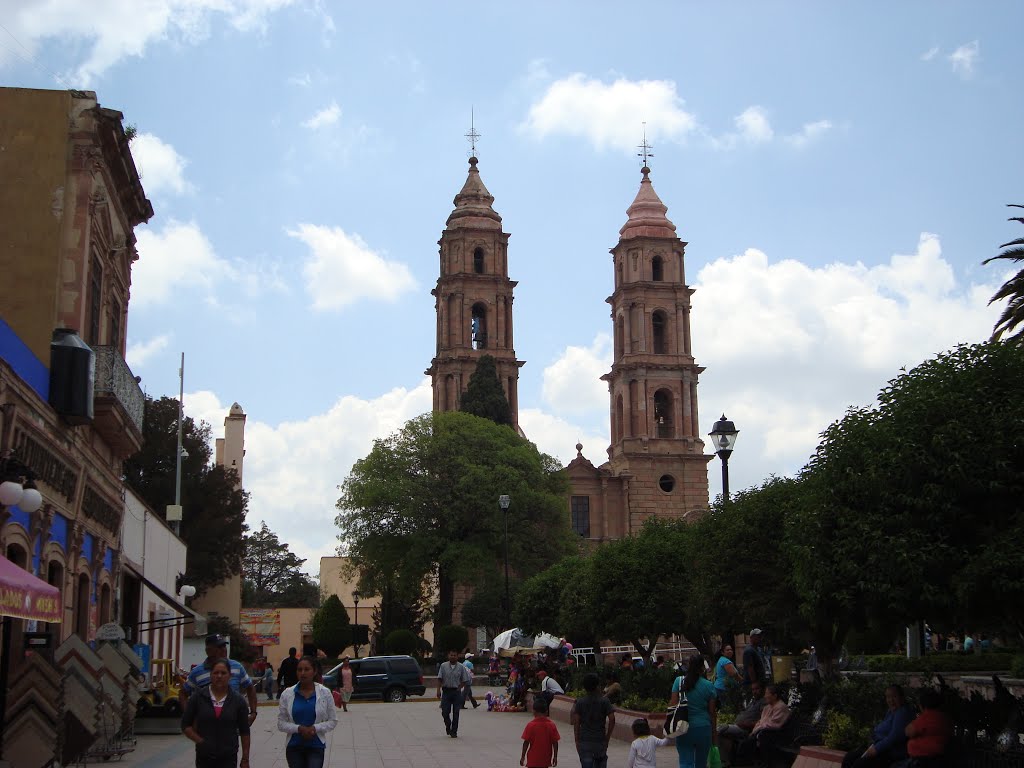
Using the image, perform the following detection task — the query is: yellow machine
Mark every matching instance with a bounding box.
[136,659,184,717]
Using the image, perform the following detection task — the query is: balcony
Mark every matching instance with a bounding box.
[92,346,144,457]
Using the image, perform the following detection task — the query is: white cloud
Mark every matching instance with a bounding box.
[288,73,312,88]
[133,220,234,306]
[302,101,341,130]
[920,46,940,61]
[735,106,774,144]
[131,133,193,197]
[182,381,432,573]
[289,223,416,310]
[2,0,298,83]
[519,409,610,467]
[521,74,698,152]
[784,119,832,148]
[541,334,612,415]
[126,333,171,369]
[949,40,980,78]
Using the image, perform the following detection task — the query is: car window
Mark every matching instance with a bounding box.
[358,660,387,675]
[325,664,343,678]
[390,659,418,674]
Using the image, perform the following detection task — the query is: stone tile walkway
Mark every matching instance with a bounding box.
[120,689,640,768]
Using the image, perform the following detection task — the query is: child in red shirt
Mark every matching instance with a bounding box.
[521,698,560,768]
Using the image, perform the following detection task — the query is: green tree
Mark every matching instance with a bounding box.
[460,355,513,426]
[984,204,1024,343]
[513,555,598,646]
[336,411,574,626]
[383,628,420,656]
[124,396,249,596]
[311,594,352,656]
[460,580,507,640]
[242,521,319,608]
[367,579,432,654]
[434,624,470,654]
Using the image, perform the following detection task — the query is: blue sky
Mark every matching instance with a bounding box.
[3,1,1021,572]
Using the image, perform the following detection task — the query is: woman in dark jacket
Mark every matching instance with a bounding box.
[182,658,252,768]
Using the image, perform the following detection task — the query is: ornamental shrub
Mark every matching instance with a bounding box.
[434,624,470,655]
[384,628,420,657]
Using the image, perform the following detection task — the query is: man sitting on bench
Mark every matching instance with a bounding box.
[719,681,767,766]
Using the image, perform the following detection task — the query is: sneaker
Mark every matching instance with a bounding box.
[472,702,480,709]
[450,733,458,738]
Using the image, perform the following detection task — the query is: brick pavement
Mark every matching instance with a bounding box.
[122,688,640,768]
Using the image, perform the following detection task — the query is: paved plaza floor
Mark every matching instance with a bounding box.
[121,688,637,768]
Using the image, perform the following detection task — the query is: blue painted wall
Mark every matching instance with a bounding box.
[0,315,48,400]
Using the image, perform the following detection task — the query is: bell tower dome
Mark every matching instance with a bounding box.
[425,154,524,429]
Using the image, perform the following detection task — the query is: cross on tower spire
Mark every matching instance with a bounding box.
[637,122,654,170]
[465,108,481,158]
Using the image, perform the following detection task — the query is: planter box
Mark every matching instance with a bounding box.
[529,692,667,743]
[792,746,845,768]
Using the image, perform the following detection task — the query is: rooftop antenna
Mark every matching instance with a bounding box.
[637,122,654,170]
[465,107,481,158]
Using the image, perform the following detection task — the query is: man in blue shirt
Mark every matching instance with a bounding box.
[180,634,258,726]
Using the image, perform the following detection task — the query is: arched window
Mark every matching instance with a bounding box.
[75,573,90,638]
[652,255,664,282]
[99,583,112,625]
[652,310,667,354]
[473,247,485,274]
[471,303,488,349]
[654,389,674,438]
[615,394,625,442]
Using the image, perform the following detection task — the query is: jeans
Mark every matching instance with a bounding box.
[285,746,326,768]
[577,741,609,768]
[440,688,462,734]
[676,724,712,768]
[195,755,237,768]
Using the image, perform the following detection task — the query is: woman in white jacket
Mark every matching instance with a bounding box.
[277,656,338,768]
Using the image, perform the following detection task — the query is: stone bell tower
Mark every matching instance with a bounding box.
[425,154,524,430]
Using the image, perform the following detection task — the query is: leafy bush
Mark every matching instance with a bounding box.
[311,594,352,657]
[864,653,1012,673]
[621,694,669,713]
[434,624,470,654]
[384,629,420,656]
[823,711,869,751]
[1011,655,1024,679]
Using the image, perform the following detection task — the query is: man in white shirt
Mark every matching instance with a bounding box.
[436,650,472,738]
[537,670,564,706]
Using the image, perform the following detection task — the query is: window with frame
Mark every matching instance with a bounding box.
[88,252,103,345]
[570,495,591,538]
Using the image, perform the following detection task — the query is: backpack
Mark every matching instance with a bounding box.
[664,678,689,737]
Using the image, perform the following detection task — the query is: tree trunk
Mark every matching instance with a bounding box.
[436,570,454,627]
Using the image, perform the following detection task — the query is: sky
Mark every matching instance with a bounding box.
[2,1,1022,577]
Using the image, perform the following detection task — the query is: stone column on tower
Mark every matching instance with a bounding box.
[425,156,525,431]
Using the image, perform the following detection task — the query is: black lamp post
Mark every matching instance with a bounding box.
[352,590,361,658]
[498,494,511,629]
[709,414,740,502]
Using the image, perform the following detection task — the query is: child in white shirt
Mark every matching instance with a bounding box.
[627,718,673,768]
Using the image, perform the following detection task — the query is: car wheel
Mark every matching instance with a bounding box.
[384,687,406,703]
[164,699,181,716]
[136,699,150,717]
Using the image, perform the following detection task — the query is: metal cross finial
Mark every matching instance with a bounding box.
[637,122,653,168]
[465,108,481,157]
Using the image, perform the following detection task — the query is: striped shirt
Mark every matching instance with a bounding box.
[183,657,253,694]
[437,661,472,688]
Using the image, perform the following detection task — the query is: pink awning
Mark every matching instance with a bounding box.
[0,556,61,622]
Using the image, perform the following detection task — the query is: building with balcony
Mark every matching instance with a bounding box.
[0,88,153,655]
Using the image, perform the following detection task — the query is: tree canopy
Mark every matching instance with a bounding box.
[124,395,249,596]
[242,521,319,608]
[460,354,513,426]
[984,204,1024,343]
[336,411,575,626]
[312,594,352,657]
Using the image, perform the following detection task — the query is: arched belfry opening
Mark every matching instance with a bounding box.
[652,310,667,354]
[473,247,485,274]
[652,254,664,281]
[654,389,674,438]
[471,303,488,349]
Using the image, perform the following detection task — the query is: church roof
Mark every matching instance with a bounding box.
[618,166,677,240]
[446,156,503,231]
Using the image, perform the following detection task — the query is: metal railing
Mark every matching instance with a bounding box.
[92,346,144,433]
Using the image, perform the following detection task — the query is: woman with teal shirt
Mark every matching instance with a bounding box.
[277,656,338,768]
[714,645,742,708]
[669,655,718,768]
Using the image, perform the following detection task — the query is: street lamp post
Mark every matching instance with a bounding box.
[709,415,740,503]
[352,590,361,658]
[498,495,511,629]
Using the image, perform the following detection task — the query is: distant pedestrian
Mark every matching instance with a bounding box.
[277,656,338,768]
[263,663,275,701]
[338,657,353,713]
[571,672,615,768]
[437,649,472,738]
[741,630,768,689]
[521,697,560,768]
[277,647,299,700]
[628,717,673,768]
[181,658,252,768]
[537,670,564,706]
[461,653,480,709]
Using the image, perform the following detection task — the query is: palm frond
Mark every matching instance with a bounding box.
[983,245,1024,265]
[985,206,1024,342]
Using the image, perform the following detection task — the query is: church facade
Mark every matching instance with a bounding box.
[427,155,710,544]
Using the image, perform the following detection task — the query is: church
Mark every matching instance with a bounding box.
[425,148,711,542]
